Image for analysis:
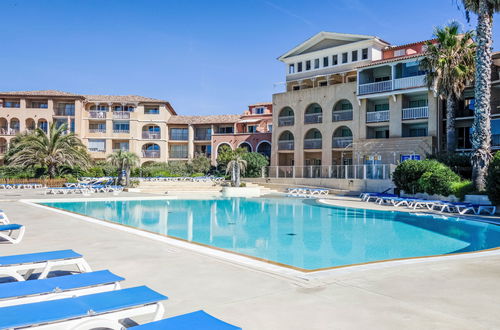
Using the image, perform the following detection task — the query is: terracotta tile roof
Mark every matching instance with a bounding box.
[0,90,84,98]
[168,114,241,125]
[83,94,168,104]
[357,53,424,68]
[385,39,436,50]
[249,102,272,106]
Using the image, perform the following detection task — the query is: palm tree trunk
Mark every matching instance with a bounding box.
[48,163,57,178]
[235,162,241,188]
[446,94,457,152]
[125,167,130,186]
[231,162,236,187]
[471,0,493,191]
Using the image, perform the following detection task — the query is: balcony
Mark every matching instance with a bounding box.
[142,132,161,140]
[402,106,429,120]
[89,128,106,133]
[142,150,160,158]
[278,140,294,150]
[113,112,130,120]
[194,134,211,141]
[89,111,107,119]
[358,80,392,95]
[169,151,188,159]
[170,133,188,141]
[0,127,20,135]
[394,75,425,90]
[304,138,322,149]
[332,137,353,148]
[113,148,129,153]
[304,113,322,124]
[332,110,353,122]
[366,110,390,123]
[89,147,105,153]
[113,129,130,134]
[55,109,75,116]
[278,116,294,127]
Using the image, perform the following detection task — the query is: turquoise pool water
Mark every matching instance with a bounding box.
[40,198,500,270]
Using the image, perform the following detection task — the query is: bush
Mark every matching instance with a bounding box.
[393,159,464,197]
[241,152,268,177]
[188,154,211,174]
[487,152,500,205]
[451,180,474,201]
[428,152,471,179]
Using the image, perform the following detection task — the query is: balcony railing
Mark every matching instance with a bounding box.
[267,164,395,180]
[89,148,105,153]
[113,129,130,134]
[0,128,20,135]
[169,151,188,159]
[170,134,188,141]
[394,75,426,90]
[113,148,129,153]
[142,132,161,139]
[278,140,294,150]
[89,128,106,133]
[278,116,294,127]
[366,110,390,123]
[332,137,353,148]
[332,110,353,122]
[304,138,322,149]
[89,111,107,119]
[358,80,392,95]
[55,109,75,116]
[194,134,211,141]
[402,106,429,120]
[304,113,322,124]
[142,150,160,158]
[113,112,130,119]
[0,146,7,154]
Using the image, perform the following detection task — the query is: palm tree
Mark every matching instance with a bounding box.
[420,21,476,152]
[226,151,247,187]
[107,150,139,186]
[462,0,500,190]
[7,123,90,178]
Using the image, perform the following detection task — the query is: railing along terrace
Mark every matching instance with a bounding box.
[88,147,105,152]
[393,75,426,90]
[113,129,130,134]
[304,138,322,149]
[142,132,161,139]
[278,141,294,150]
[89,111,107,119]
[169,151,188,158]
[402,106,429,120]
[266,164,395,180]
[358,80,392,95]
[278,116,294,126]
[366,110,390,123]
[194,134,211,141]
[332,110,353,121]
[332,137,353,148]
[89,128,106,133]
[304,113,322,124]
[142,150,160,158]
[113,112,131,119]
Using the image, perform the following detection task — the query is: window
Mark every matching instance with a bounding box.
[89,123,106,132]
[144,106,159,114]
[374,103,389,111]
[305,60,311,70]
[31,101,48,109]
[332,55,338,65]
[170,127,188,140]
[90,105,109,111]
[351,50,358,62]
[253,107,265,114]
[195,127,212,140]
[314,58,319,69]
[394,49,406,56]
[113,105,135,112]
[457,126,472,149]
[297,62,302,72]
[408,99,428,108]
[113,142,129,151]
[323,56,329,67]
[88,139,106,152]
[113,122,130,132]
[219,126,234,134]
[319,81,327,87]
[409,127,427,137]
[342,52,348,63]
[4,100,20,108]
[267,124,273,132]
[289,64,295,74]
[169,144,188,158]
[293,85,300,91]
[374,76,391,82]
[362,48,368,60]
[247,125,257,133]
[375,129,389,139]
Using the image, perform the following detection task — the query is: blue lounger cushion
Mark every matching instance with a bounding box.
[133,310,241,330]
[0,249,82,267]
[0,224,22,231]
[0,286,167,328]
[0,270,124,300]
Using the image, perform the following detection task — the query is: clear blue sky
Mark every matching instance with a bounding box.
[0,0,498,115]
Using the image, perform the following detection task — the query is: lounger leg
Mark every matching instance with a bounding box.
[152,302,165,321]
[72,318,122,330]
[0,270,26,281]
[76,258,93,273]
[0,226,24,244]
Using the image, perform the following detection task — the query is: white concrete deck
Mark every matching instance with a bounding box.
[2,191,500,329]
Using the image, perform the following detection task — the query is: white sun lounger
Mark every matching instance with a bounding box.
[0,211,10,225]
[0,249,92,281]
[0,286,166,329]
[0,224,25,244]
[0,270,124,307]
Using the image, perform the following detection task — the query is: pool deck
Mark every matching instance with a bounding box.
[2,190,500,329]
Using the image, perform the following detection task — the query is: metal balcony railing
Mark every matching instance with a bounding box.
[278,140,294,150]
[278,116,294,126]
[393,75,426,89]
[142,132,161,139]
[142,150,160,158]
[304,138,322,149]
[113,129,130,134]
[332,137,353,148]
[266,164,396,180]
[89,147,105,153]
[113,112,130,119]
[366,110,390,123]
[169,151,188,158]
[304,113,322,124]
[89,128,106,133]
[358,80,392,95]
[194,134,211,141]
[332,110,353,122]
[89,111,107,119]
[402,106,429,120]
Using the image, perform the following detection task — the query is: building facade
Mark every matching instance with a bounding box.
[270,31,500,179]
[0,90,272,165]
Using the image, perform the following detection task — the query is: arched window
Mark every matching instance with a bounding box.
[304,129,322,149]
[332,99,353,121]
[142,143,160,158]
[142,125,161,139]
[257,141,271,158]
[37,119,48,133]
[10,118,20,134]
[278,131,294,150]
[304,103,322,124]
[332,126,353,148]
[278,107,294,126]
[238,142,252,152]
[25,118,36,131]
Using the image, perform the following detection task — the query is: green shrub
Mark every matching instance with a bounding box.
[417,162,460,196]
[241,152,268,177]
[451,180,474,201]
[428,152,471,179]
[190,172,205,177]
[392,160,429,194]
[188,155,211,174]
[487,152,500,205]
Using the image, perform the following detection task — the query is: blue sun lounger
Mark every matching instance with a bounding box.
[0,224,25,244]
[0,270,124,307]
[0,286,167,329]
[0,249,92,281]
[133,310,241,330]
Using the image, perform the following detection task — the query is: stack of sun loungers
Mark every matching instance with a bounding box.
[136,176,225,184]
[0,210,25,245]
[45,184,123,195]
[0,249,241,328]
[360,192,497,215]
[0,183,44,190]
[287,187,330,198]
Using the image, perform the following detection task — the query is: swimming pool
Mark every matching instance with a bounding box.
[40,197,500,271]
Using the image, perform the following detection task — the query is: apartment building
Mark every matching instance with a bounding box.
[270,31,500,180]
[0,90,272,165]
